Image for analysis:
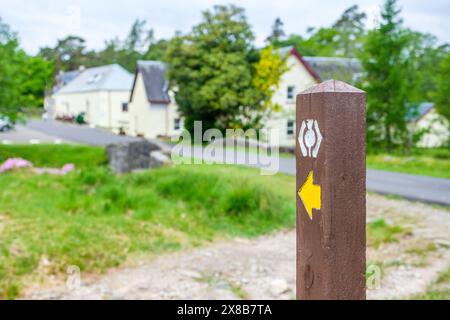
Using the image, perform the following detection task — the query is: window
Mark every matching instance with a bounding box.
[287,120,295,136]
[287,86,295,100]
[174,118,181,130]
[122,103,129,113]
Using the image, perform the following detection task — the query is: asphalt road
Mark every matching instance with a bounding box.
[8,120,450,206]
[0,124,71,144]
[26,119,140,146]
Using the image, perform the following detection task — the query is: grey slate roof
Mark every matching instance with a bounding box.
[278,46,362,83]
[303,56,362,84]
[135,61,170,104]
[53,70,81,93]
[407,102,434,122]
[55,64,134,95]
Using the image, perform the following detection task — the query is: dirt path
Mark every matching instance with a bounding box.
[23,194,450,300]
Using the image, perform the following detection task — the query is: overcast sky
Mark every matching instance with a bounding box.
[1,0,449,55]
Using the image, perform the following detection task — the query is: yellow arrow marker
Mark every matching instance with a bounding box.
[299,171,322,220]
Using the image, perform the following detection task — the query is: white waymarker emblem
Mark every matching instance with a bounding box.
[299,119,323,158]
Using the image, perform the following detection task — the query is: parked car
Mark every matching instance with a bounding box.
[0,115,13,132]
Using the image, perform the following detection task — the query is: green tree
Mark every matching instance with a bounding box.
[92,19,157,72]
[403,31,448,105]
[0,18,54,121]
[434,52,450,126]
[266,18,286,44]
[143,39,170,62]
[332,5,367,57]
[360,0,411,151]
[18,54,54,108]
[166,5,287,133]
[39,35,88,73]
[275,5,366,57]
[0,17,21,121]
[119,19,154,71]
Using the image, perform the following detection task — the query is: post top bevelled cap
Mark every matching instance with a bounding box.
[300,79,365,95]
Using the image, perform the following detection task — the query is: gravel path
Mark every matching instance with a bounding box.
[23,194,450,300]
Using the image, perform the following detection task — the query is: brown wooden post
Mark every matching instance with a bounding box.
[296,80,366,300]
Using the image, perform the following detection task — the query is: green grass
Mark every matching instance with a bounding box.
[0,145,295,299]
[367,218,410,248]
[0,144,107,169]
[366,148,450,179]
[411,267,450,300]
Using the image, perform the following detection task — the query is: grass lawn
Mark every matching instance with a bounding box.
[0,144,107,169]
[366,148,450,179]
[0,145,296,299]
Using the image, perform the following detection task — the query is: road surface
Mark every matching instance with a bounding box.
[26,119,140,146]
[4,120,449,206]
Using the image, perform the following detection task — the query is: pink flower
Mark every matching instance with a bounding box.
[61,164,75,174]
[0,158,76,175]
[0,158,32,173]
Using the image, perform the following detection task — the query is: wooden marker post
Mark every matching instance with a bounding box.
[296,80,366,300]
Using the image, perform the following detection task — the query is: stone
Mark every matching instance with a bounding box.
[269,278,289,296]
[178,269,203,280]
[106,140,172,174]
[150,150,171,168]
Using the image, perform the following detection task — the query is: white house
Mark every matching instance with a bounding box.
[266,46,362,147]
[128,61,182,139]
[409,102,449,148]
[51,64,134,133]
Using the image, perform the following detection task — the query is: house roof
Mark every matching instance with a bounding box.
[56,70,81,86]
[53,70,81,93]
[279,46,321,83]
[407,102,435,122]
[278,46,362,84]
[303,56,362,84]
[131,60,171,104]
[54,64,134,95]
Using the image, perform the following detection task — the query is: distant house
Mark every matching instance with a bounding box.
[51,64,134,133]
[266,46,362,147]
[128,61,182,139]
[409,102,449,148]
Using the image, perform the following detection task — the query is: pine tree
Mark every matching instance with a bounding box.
[266,18,286,44]
[360,0,411,151]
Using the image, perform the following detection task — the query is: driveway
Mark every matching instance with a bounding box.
[15,120,450,206]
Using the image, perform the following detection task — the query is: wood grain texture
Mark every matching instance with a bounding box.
[296,80,366,300]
